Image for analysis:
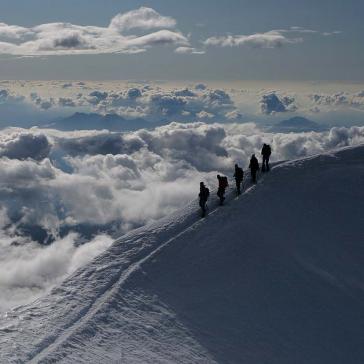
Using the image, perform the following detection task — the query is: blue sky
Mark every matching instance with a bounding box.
[0,0,363,80]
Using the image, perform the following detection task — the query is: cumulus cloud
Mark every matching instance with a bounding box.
[0,89,9,102]
[127,88,142,99]
[0,89,24,104]
[197,110,214,119]
[109,7,177,31]
[3,82,364,130]
[87,90,109,105]
[30,92,55,110]
[88,86,238,123]
[0,84,244,128]
[0,23,30,40]
[310,91,364,109]
[0,130,51,160]
[260,92,297,114]
[58,97,76,107]
[151,88,232,119]
[0,7,189,56]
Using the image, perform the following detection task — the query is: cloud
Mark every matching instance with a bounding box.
[225,109,243,120]
[203,26,339,49]
[3,82,364,130]
[204,30,302,48]
[0,130,51,160]
[149,93,187,116]
[0,88,24,104]
[0,23,30,40]
[0,84,242,128]
[310,92,364,109]
[0,89,9,102]
[127,88,142,99]
[260,92,297,114]
[0,8,188,56]
[195,83,207,91]
[109,7,177,31]
[89,86,238,123]
[53,33,91,50]
[205,89,233,106]
[197,110,214,119]
[288,26,318,34]
[127,30,188,48]
[0,225,113,310]
[62,83,73,89]
[57,132,145,156]
[30,92,55,110]
[322,30,342,36]
[175,46,205,54]
[87,90,109,105]
[58,97,76,107]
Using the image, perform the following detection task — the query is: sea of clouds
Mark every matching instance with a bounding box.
[2,80,364,131]
[1,120,364,310]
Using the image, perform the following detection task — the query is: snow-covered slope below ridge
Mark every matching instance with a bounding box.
[1,145,364,364]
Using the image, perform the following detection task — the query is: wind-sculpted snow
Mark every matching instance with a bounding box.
[0,145,363,363]
[1,124,364,310]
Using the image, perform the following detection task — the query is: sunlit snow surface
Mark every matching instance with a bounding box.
[0,145,363,363]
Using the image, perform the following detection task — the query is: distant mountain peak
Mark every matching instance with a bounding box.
[47,112,150,131]
[271,116,325,132]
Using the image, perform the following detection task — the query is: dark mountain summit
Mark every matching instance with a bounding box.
[271,116,326,132]
[47,112,150,131]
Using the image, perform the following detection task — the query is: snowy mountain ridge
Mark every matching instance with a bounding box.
[1,144,364,364]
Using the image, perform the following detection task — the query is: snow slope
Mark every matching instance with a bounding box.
[1,145,364,364]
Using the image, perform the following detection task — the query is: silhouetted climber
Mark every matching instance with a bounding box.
[249,154,259,184]
[217,174,229,205]
[199,182,210,217]
[261,143,272,172]
[233,163,244,195]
